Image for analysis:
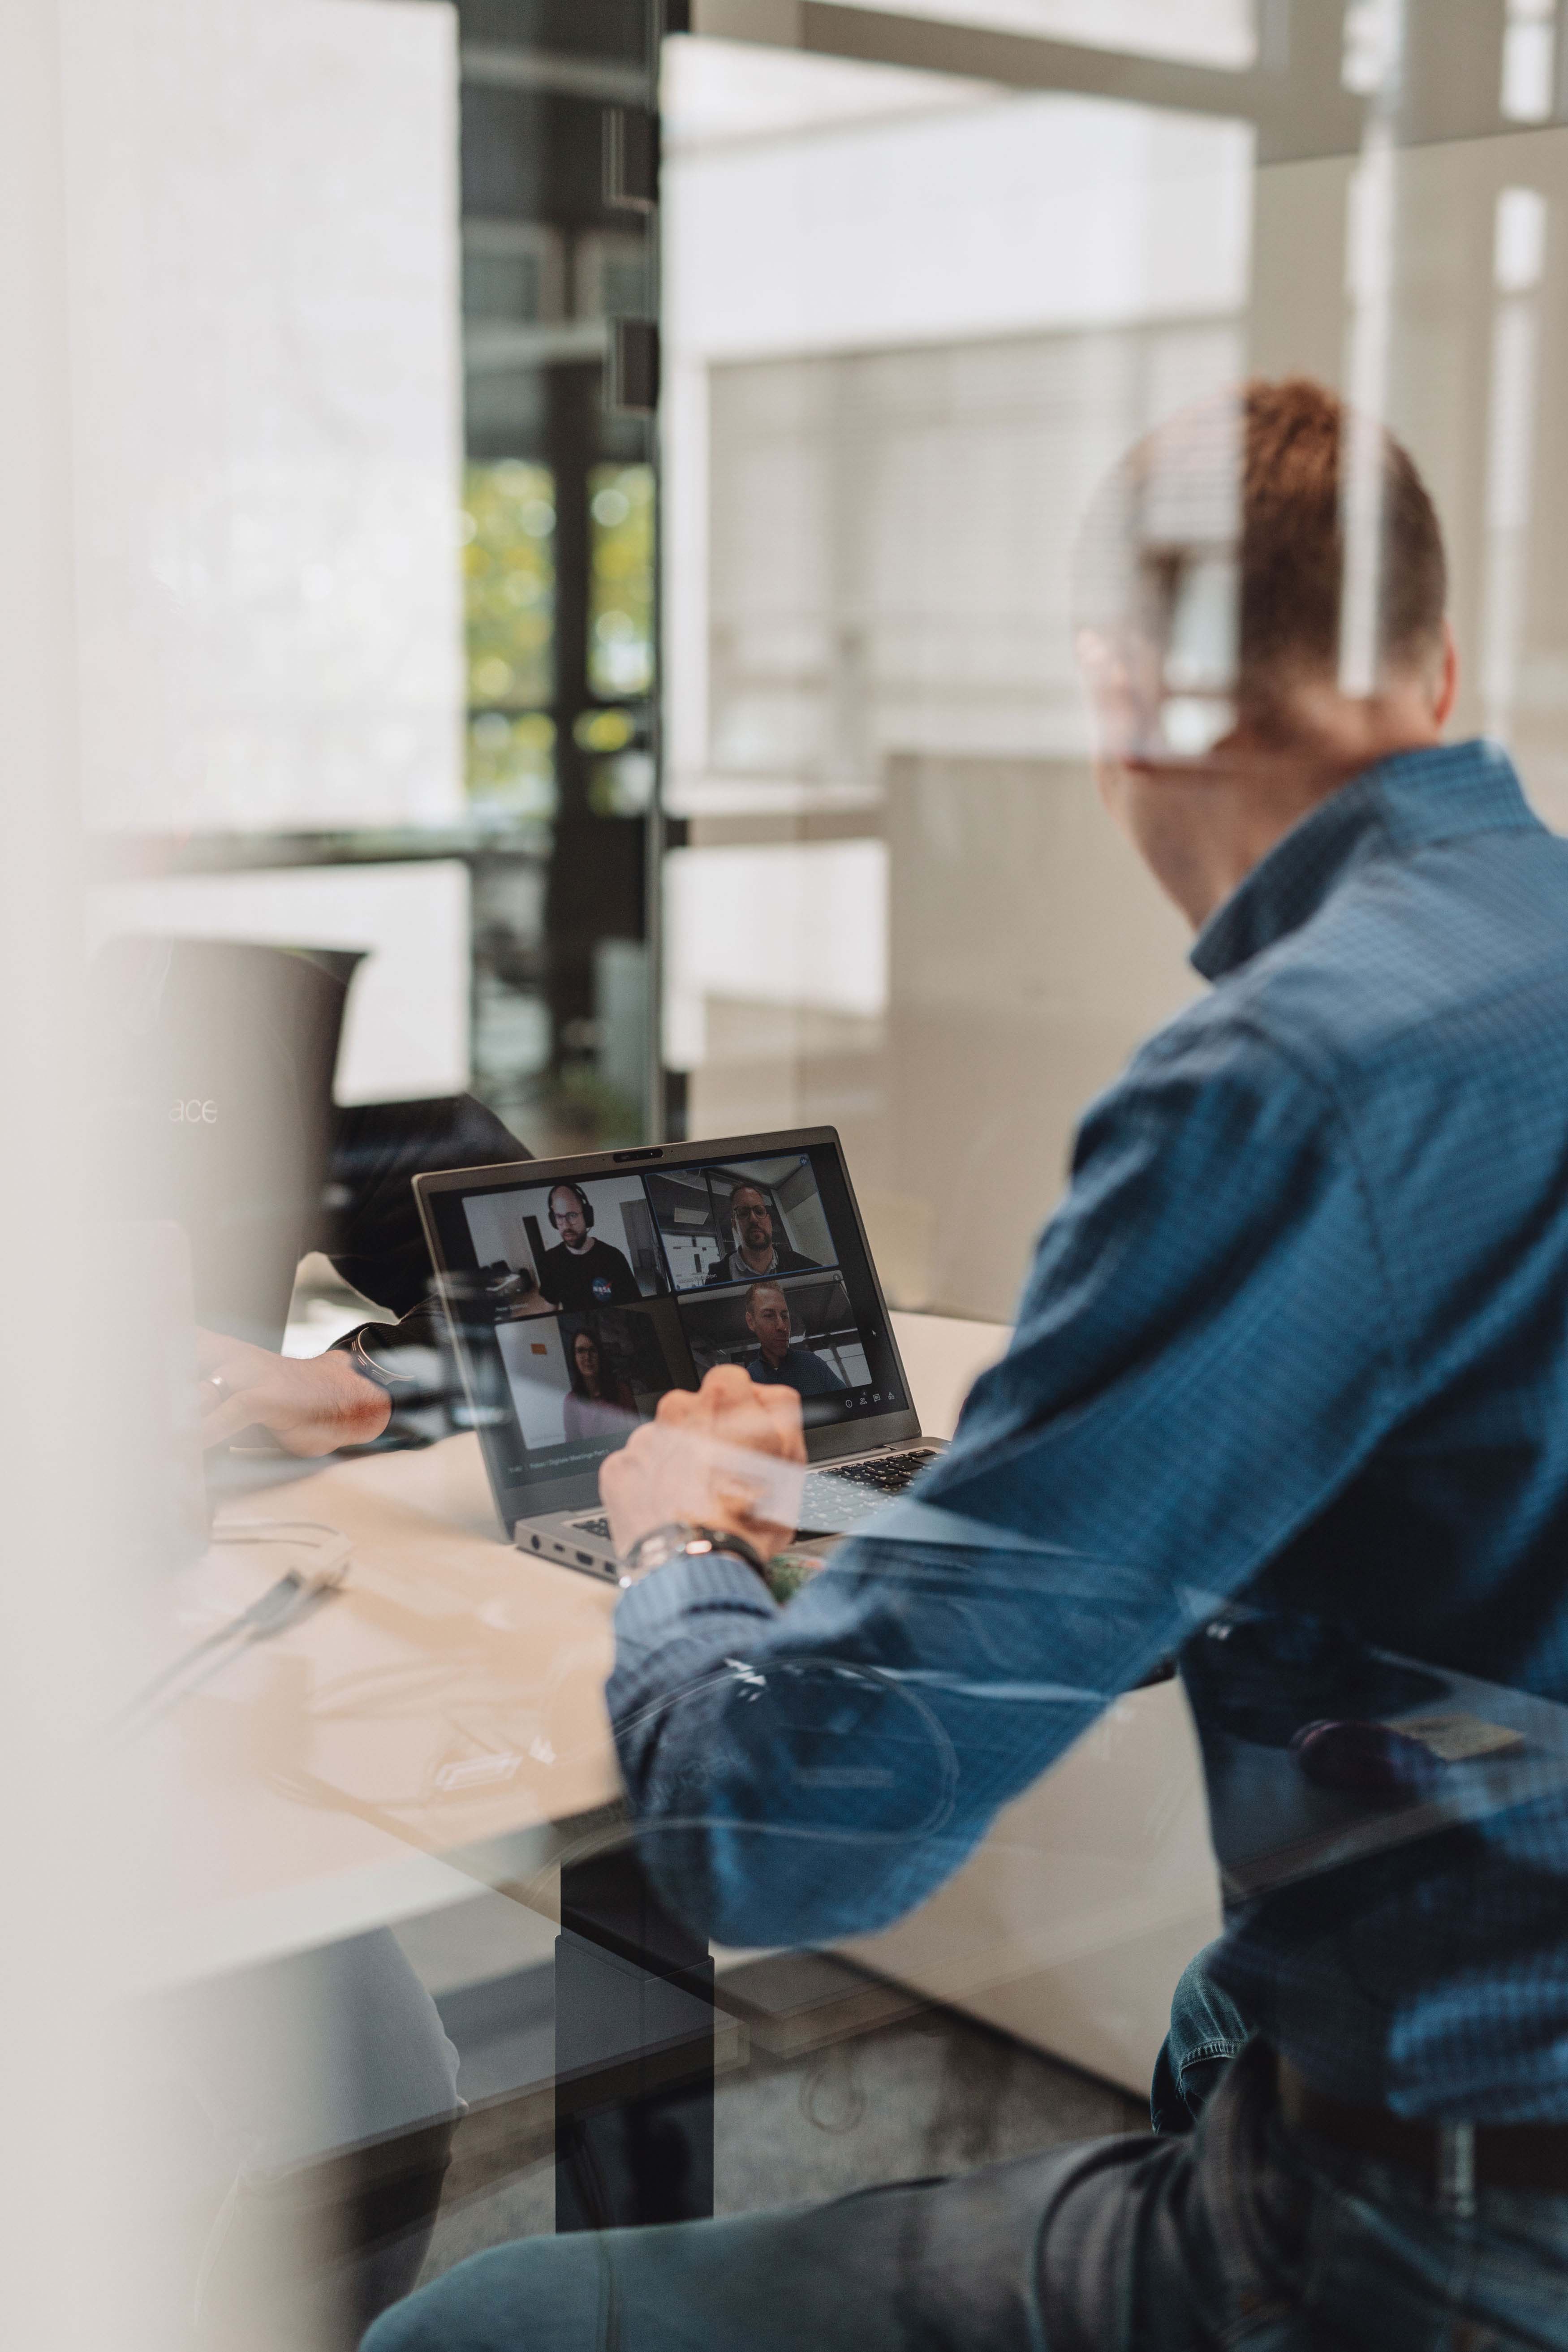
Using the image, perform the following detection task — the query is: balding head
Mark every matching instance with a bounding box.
[1075,377,1448,756]
[1073,376,1457,927]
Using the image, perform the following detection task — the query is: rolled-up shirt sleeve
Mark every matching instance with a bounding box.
[607,1014,1405,1950]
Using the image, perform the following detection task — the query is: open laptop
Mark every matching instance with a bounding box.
[414,1126,947,1580]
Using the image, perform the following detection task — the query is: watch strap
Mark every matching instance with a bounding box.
[618,1521,770,1589]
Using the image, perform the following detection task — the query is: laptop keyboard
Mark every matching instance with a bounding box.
[567,1449,939,1550]
[800,1448,939,1531]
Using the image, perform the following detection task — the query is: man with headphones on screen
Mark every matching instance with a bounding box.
[536,1180,642,1310]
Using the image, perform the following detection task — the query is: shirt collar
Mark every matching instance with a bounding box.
[1190,738,1539,982]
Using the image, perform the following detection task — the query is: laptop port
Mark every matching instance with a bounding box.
[575,1551,593,1567]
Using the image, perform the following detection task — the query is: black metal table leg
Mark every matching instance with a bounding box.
[555,1845,715,2232]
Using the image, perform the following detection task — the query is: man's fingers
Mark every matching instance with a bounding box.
[654,1385,700,1428]
[750,1383,807,1460]
[603,1431,661,1487]
[195,1327,262,1381]
[194,1351,388,1456]
[603,1371,807,1557]
[198,1390,271,1450]
[709,1384,806,1467]
[693,1365,794,1452]
[599,1449,634,1515]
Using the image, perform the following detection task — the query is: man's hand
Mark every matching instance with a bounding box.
[601,1366,806,1559]
[196,1328,392,1457]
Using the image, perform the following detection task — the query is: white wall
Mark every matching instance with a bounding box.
[497,1316,572,1449]
[663,67,1252,363]
[825,0,1255,69]
[661,41,1252,801]
[465,1190,543,1280]
[664,840,889,1071]
[61,0,465,836]
[661,38,1236,1312]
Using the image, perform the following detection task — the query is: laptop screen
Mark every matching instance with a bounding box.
[415,1128,920,1524]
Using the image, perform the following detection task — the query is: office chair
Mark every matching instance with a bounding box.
[94,933,529,1347]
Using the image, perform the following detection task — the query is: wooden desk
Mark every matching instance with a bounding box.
[151,1307,1215,2114]
[143,1434,620,1988]
[145,1312,1011,2233]
[143,1310,1011,1990]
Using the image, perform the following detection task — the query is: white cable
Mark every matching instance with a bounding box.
[104,1520,352,1740]
[210,1516,352,1585]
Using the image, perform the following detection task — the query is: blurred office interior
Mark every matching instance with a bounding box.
[64,0,1568,1324]
[10,2,1568,2345]
[45,0,1568,1318]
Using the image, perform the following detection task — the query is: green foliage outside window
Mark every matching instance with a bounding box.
[460,458,652,813]
[463,459,556,813]
[588,463,655,699]
[466,711,556,814]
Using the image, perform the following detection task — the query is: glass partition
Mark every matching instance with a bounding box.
[660,33,1243,1315]
[659,13,1568,1315]
[21,4,1568,2344]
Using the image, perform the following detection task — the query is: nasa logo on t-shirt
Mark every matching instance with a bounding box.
[592,1275,614,1301]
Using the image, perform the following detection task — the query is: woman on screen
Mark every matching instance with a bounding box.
[562,1326,638,1442]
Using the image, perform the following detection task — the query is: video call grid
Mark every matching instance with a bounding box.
[456,1150,904,1468]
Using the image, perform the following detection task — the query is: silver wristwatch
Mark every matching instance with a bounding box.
[617,1521,769,1590]
[343,1324,421,1398]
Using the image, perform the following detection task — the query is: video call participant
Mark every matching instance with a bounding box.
[562,1327,638,1442]
[537,1182,642,1309]
[742,1281,846,1400]
[703,1180,822,1284]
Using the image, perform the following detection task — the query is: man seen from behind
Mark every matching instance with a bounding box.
[369,380,1568,2352]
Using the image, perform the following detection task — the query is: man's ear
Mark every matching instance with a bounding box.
[1432,619,1459,728]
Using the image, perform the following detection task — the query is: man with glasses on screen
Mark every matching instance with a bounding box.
[704,1179,822,1284]
[369,381,1568,2352]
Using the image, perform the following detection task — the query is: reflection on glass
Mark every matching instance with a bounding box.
[60,7,1568,2344]
[1482,185,1547,746]
[587,461,655,698]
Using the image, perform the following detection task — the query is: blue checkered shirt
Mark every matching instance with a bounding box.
[611,739,1568,2120]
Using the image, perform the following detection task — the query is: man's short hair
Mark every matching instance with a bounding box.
[731,1183,768,1211]
[1074,377,1447,708]
[746,1281,788,1314]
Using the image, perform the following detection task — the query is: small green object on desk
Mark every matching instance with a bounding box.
[765,1548,828,1605]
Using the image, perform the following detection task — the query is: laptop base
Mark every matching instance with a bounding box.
[512,1434,948,1582]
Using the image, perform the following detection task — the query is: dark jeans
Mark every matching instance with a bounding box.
[362,2036,1568,2351]
[1149,1939,1252,2134]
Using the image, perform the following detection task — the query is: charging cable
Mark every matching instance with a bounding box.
[106,1520,351,1741]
